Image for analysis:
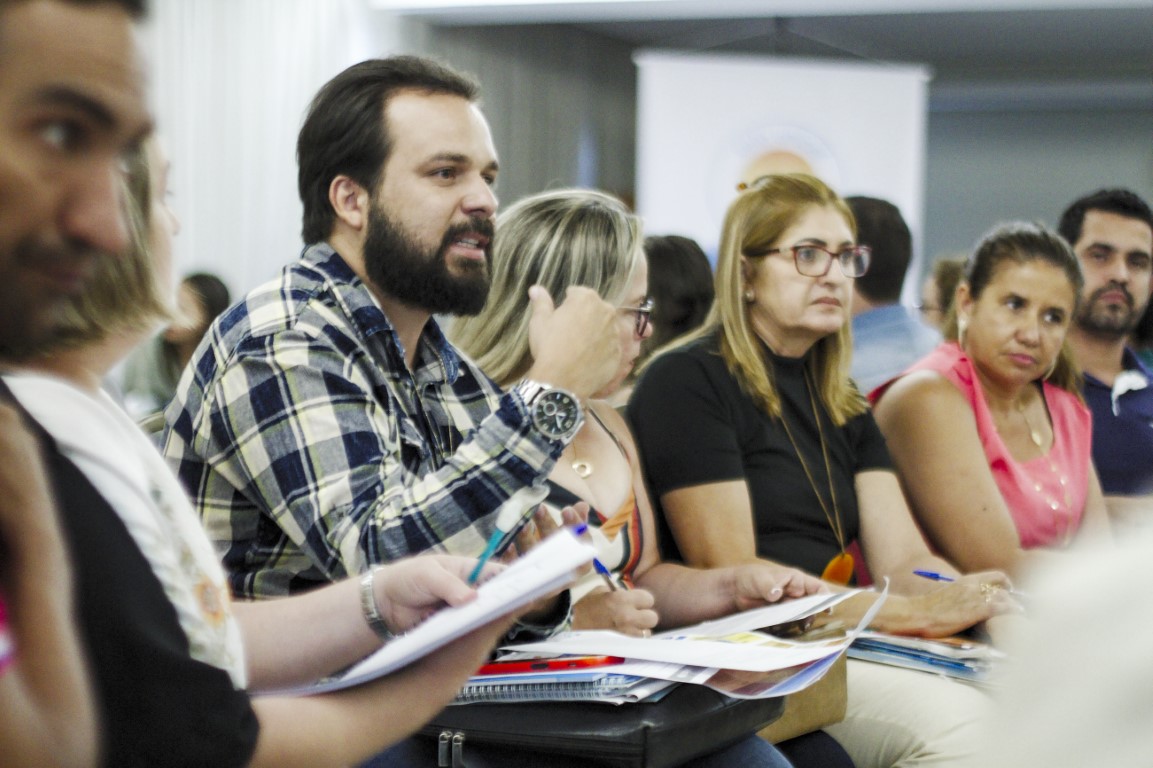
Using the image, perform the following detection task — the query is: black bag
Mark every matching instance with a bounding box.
[418,683,784,768]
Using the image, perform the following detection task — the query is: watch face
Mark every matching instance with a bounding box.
[535,390,579,436]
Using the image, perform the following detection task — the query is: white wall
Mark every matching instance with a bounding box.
[143,0,377,298]
[393,21,638,211]
[924,107,1153,269]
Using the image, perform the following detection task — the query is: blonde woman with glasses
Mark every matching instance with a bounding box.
[628,174,1020,768]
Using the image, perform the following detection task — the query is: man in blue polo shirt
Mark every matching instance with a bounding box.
[847,196,939,393]
[1059,189,1153,531]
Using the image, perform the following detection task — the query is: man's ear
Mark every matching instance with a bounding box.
[328,175,370,231]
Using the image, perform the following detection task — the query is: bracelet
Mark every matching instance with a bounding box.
[359,568,395,642]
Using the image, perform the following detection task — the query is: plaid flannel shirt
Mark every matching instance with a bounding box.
[163,244,563,599]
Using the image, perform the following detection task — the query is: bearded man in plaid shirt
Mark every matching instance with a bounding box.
[163,56,620,609]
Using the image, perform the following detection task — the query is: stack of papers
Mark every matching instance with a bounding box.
[848,631,1006,684]
[483,588,887,704]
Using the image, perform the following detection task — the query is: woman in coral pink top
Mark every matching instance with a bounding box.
[872,223,1111,579]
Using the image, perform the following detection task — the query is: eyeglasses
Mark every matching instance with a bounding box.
[761,244,871,279]
[620,297,654,337]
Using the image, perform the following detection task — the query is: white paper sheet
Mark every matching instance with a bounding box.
[507,586,887,681]
[279,529,595,696]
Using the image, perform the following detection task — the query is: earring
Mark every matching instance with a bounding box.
[957,318,968,346]
[744,288,755,303]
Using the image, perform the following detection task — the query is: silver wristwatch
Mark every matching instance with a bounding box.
[514,379,583,442]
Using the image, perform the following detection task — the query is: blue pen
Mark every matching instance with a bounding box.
[913,569,955,582]
[593,558,619,592]
[571,523,622,592]
[915,569,1031,608]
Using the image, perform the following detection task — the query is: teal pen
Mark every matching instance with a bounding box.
[467,484,549,585]
[467,534,503,587]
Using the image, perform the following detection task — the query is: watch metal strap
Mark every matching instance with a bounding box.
[359,567,395,642]
[514,379,546,407]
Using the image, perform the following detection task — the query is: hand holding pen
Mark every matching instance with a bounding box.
[572,578,657,637]
[505,501,589,564]
[566,523,656,637]
[467,488,591,585]
[467,485,550,585]
[914,569,1029,607]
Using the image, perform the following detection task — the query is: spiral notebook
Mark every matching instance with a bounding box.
[455,671,669,704]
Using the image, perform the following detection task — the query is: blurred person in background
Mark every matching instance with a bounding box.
[846,196,939,393]
[120,270,231,424]
[611,233,714,406]
[919,256,966,333]
[1057,188,1153,531]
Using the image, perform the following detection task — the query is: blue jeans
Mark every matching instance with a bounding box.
[362,733,794,767]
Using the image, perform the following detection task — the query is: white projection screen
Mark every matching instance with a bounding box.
[635,51,931,271]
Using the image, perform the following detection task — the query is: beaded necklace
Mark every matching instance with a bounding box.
[779,367,854,584]
[1016,395,1074,546]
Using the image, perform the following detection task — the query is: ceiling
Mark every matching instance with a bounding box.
[372,0,1153,110]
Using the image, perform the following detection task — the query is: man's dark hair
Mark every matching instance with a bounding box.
[845,196,911,304]
[297,56,479,245]
[1057,188,1153,247]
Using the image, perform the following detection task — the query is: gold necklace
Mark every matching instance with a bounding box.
[1016,393,1074,546]
[779,367,854,584]
[568,407,621,479]
[571,444,594,479]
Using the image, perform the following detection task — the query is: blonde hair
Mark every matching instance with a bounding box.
[47,139,172,350]
[451,188,642,386]
[663,173,866,424]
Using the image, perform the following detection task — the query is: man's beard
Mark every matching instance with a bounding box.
[362,204,492,316]
[1076,281,1142,340]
